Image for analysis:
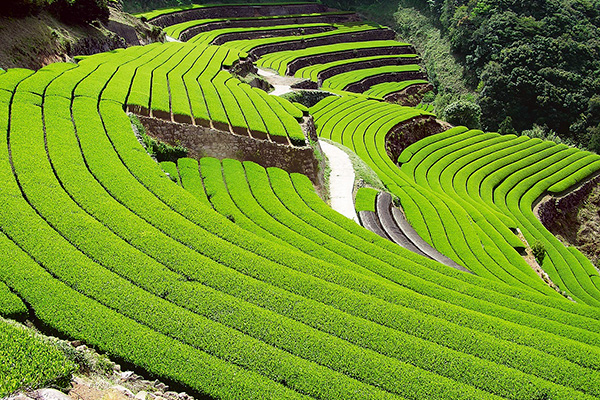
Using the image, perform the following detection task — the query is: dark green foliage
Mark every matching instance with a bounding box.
[498,116,517,135]
[130,113,187,162]
[442,100,481,128]
[385,0,600,149]
[587,123,600,154]
[449,0,598,145]
[0,0,110,23]
[48,0,109,24]
[0,0,45,17]
[532,241,546,265]
[143,135,187,162]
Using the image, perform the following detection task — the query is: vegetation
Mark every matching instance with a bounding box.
[312,94,600,304]
[0,319,76,397]
[532,241,547,265]
[0,0,110,24]
[2,3,600,399]
[394,0,600,151]
[354,187,378,212]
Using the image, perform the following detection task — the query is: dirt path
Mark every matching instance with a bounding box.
[256,68,300,96]
[319,140,359,223]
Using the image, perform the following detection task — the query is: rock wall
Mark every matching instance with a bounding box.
[139,116,325,189]
[537,174,600,228]
[386,116,449,163]
[536,173,600,265]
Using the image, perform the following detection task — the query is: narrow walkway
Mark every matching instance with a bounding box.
[319,140,359,223]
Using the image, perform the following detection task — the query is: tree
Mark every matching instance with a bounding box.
[48,0,110,24]
[0,0,45,17]
[442,100,481,128]
[498,116,517,135]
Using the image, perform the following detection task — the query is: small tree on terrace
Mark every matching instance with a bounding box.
[442,100,482,129]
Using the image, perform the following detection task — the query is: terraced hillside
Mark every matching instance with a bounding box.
[139,3,429,102]
[1,2,600,400]
[311,94,600,303]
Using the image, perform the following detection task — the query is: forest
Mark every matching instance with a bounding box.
[334,0,600,151]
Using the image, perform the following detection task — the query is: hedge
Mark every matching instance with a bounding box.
[354,187,379,212]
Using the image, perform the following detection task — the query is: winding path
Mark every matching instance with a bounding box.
[319,140,359,223]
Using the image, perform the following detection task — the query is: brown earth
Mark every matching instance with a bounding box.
[537,175,600,269]
[384,83,434,106]
[385,116,450,163]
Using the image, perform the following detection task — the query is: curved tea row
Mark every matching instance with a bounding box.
[144,2,428,101]
[399,129,600,305]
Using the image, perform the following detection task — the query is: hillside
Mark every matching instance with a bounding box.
[0,4,162,70]
[2,2,600,400]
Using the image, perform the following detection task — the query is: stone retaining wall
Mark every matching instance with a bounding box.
[537,173,600,230]
[385,116,449,163]
[138,116,325,189]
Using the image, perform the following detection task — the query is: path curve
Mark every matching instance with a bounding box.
[319,140,359,223]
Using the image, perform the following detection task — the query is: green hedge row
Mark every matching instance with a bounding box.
[0,282,27,318]
[76,41,304,144]
[257,40,411,75]
[354,187,379,212]
[97,96,600,390]
[295,54,417,81]
[322,64,422,91]
[170,157,600,399]
[28,91,413,400]
[223,23,383,53]
[400,130,536,281]
[136,2,315,21]
[37,94,544,400]
[394,123,600,305]
[310,95,566,296]
[360,80,429,99]
[188,23,332,45]
[164,11,355,40]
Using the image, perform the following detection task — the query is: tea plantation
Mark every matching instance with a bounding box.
[1,2,600,400]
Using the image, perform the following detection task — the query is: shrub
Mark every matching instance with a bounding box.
[498,116,517,135]
[442,100,481,129]
[532,241,546,265]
